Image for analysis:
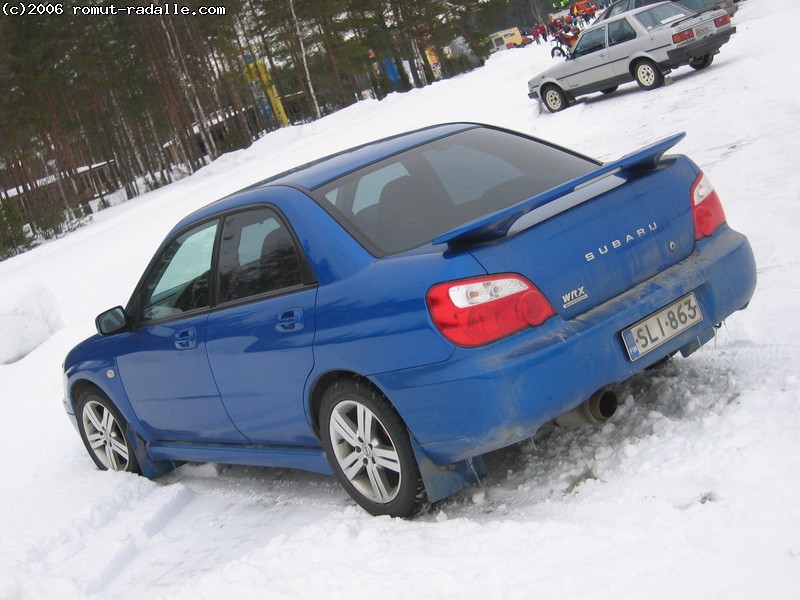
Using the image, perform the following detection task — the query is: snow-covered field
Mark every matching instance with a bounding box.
[2,1,799,597]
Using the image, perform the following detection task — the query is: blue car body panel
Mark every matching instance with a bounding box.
[63,123,757,487]
[372,225,755,463]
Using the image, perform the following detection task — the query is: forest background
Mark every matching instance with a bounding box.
[0,0,568,258]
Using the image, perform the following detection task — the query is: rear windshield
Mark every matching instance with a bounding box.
[635,3,690,30]
[313,127,597,255]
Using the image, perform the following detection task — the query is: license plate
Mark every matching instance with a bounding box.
[694,24,712,37]
[621,293,703,361]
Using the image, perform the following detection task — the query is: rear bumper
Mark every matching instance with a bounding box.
[666,27,736,65]
[373,225,756,465]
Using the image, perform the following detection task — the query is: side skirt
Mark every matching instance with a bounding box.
[146,439,333,475]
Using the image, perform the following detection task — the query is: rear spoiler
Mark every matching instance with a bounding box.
[433,132,686,247]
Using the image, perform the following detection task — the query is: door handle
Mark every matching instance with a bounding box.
[276,308,304,332]
[174,328,198,349]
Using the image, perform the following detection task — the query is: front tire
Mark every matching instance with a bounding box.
[76,388,140,473]
[633,59,663,90]
[320,379,425,517]
[542,85,568,113]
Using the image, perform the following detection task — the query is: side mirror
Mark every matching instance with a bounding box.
[96,306,130,336]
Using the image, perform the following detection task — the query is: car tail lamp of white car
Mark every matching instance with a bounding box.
[426,274,556,347]
[672,29,695,44]
[691,172,727,240]
[714,14,731,28]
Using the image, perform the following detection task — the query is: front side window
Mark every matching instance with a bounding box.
[217,208,304,304]
[139,220,218,322]
[573,27,607,57]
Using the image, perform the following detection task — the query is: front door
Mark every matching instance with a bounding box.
[562,26,616,93]
[116,219,248,443]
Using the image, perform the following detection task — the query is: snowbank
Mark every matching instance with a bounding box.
[0,278,63,364]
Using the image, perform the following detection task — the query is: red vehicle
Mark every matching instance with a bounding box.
[571,1,597,17]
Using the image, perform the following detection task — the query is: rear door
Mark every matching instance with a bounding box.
[205,207,318,446]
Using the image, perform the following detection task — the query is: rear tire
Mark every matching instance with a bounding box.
[542,85,568,113]
[689,54,714,70]
[633,59,663,90]
[76,388,140,473]
[320,379,425,517]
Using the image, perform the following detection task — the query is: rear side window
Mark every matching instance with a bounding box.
[608,19,637,45]
[217,208,304,304]
[315,127,597,255]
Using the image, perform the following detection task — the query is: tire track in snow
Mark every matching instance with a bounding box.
[14,479,193,597]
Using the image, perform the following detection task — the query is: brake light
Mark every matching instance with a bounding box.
[672,29,694,44]
[714,14,731,27]
[426,274,556,347]
[691,172,726,239]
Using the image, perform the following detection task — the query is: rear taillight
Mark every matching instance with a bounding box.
[714,14,731,27]
[426,274,556,347]
[672,29,694,44]
[691,172,726,240]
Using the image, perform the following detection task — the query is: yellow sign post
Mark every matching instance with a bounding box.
[245,58,289,127]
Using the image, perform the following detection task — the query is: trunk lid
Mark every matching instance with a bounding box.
[454,139,699,319]
[668,7,732,40]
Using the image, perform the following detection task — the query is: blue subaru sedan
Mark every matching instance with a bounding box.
[63,123,756,517]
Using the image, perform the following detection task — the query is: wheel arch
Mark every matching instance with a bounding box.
[66,372,148,442]
[538,77,566,95]
[308,370,396,438]
[69,378,102,412]
[310,369,483,510]
[628,53,664,78]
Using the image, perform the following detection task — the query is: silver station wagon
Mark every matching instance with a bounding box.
[528,1,736,112]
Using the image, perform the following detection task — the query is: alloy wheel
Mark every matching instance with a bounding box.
[81,399,131,471]
[328,399,402,503]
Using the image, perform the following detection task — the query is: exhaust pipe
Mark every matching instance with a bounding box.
[554,389,618,428]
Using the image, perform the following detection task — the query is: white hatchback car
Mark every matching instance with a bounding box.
[528,1,736,112]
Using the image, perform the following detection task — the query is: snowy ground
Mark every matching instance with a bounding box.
[2,1,799,598]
